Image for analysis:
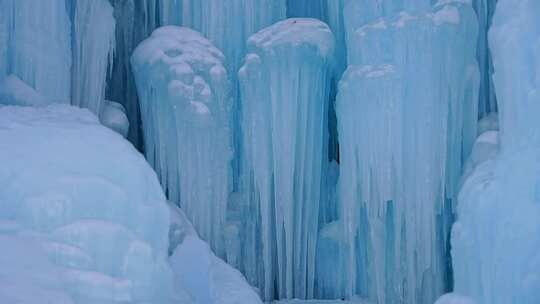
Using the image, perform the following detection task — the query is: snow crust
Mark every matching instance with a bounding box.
[168,204,263,304]
[0,105,172,303]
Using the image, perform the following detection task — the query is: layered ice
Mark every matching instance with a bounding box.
[237,18,334,300]
[132,26,232,257]
[1,0,72,103]
[0,105,172,303]
[334,1,479,303]
[71,0,116,115]
[449,1,540,303]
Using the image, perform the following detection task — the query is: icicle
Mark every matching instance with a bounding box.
[71,0,116,115]
[238,18,334,300]
[4,0,72,103]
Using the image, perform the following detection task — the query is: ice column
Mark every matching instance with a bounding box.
[450,1,540,303]
[3,0,72,103]
[71,0,116,115]
[238,19,334,300]
[335,2,479,303]
[132,26,232,257]
[158,0,286,187]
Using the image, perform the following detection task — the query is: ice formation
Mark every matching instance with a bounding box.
[168,205,263,304]
[237,18,334,300]
[449,0,540,303]
[106,0,161,147]
[473,0,498,117]
[71,0,116,115]
[1,0,72,103]
[334,1,479,303]
[0,105,172,303]
[0,75,50,107]
[132,26,232,257]
[158,0,286,186]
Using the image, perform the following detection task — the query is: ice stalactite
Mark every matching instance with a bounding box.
[334,1,479,303]
[238,19,334,300]
[473,0,498,118]
[106,0,161,148]
[1,0,72,103]
[448,1,540,303]
[132,26,232,258]
[71,0,115,115]
[158,0,286,188]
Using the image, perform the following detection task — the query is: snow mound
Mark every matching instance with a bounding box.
[0,75,50,107]
[168,204,263,304]
[0,105,172,303]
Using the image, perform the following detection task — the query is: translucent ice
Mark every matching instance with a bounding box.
[71,0,116,115]
[450,1,540,303]
[0,104,173,303]
[132,26,232,257]
[238,18,334,300]
[1,0,72,103]
[0,75,50,107]
[335,2,479,303]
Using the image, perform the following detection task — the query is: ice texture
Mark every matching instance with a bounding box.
[237,18,334,300]
[71,0,116,115]
[473,0,498,117]
[158,0,286,187]
[335,1,479,303]
[169,204,263,304]
[106,0,161,147]
[1,0,72,103]
[435,294,477,304]
[450,0,540,303]
[0,105,173,303]
[132,26,232,257]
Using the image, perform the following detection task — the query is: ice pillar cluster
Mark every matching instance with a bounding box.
[334,1,479,303]
[131,26,232,257]
[449,0,540,303]
[236,19,334,300]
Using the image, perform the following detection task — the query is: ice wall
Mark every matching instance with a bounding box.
[449,1,540,303]
[238,18,334,300]
[71,0,116,115]
[132,26,232,258]
[0,105,173,303]
[1,0,72,103]
[335,1,479,303]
